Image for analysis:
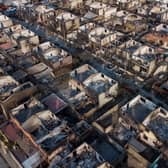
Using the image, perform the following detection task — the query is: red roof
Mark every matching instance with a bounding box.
[1,123,18,141]
[43,94,67,113]
[0,42,13,50]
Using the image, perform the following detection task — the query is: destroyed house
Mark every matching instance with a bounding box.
[10,97,46,125]
[109,10,129,26]
[0,75,19,100]
[143,107,168,145]
[115,0,142,10]
[8,95,75,161]
[55,143,107,168]
[91,136,125,166]
[117,40,142,60]
[70,64,119,107]
[88,27,124,48]
[25,62,54,83]
[88,2,117,20]
[126,138,161,168]
[98,162,113,168]
[120,95,157,126]
[72,120,92,142]
[0,118,47,168]
[55,11,80,37]
[122,13,146,34]
[154,23,168,33]
[4,24,39,53]
[160,80,168,94]
[66,22,96,48]
[0,14,13,29]
[13,53,55,85]
[34,5,55,24]
[93,107,136,146]
[34,41,72,70]
[141,27,168,49]
[108,11,146,34]
[4,24,25,35]
[116,40,160,77]
[61,84,96,119]
[16,55,40,69]
[53,0,83,10]
[149,4,168,22]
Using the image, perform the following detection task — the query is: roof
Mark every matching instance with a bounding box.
[143,107,168,143]
[121,95,157,123]
[42,93,67,114]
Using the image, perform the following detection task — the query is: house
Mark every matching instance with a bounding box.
[141,31,168,49]
[2,93,76,162]
[4,24,39,53]
[120,95,158,129]
[88,27,123,48]
[0,118,47,168]
[116,0,143,11]
[142,107,168,145]
[0,14,13,29]
[66,22,96,48]
[42,93,68,114]
[126,138,161,168]
[34,41,72,71]
[149,3,168,23]
[53,143,107,168]
[109,11,147,35]
[0,75,19,100]
[88,2,117,21]
[70,64,119,107]
[52,0,83,10]
[55,10,80,38]
[116,40,164,77]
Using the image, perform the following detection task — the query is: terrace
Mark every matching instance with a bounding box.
[11,97,45,124]
[61,85,96,117]
[0,14,13,29]
[22,110,62,141]
[91,137,125,165]
[121,95,157,123]
[141,31,168,49]
[0,75,19,100]
[70,64,97,83]
[88,27,118,47]
[131,45,157,68]
[35,41,72,69]
[83,73,118,95]
[143,107,168,144]
[88,2,117,20]
[119,40,142,55]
